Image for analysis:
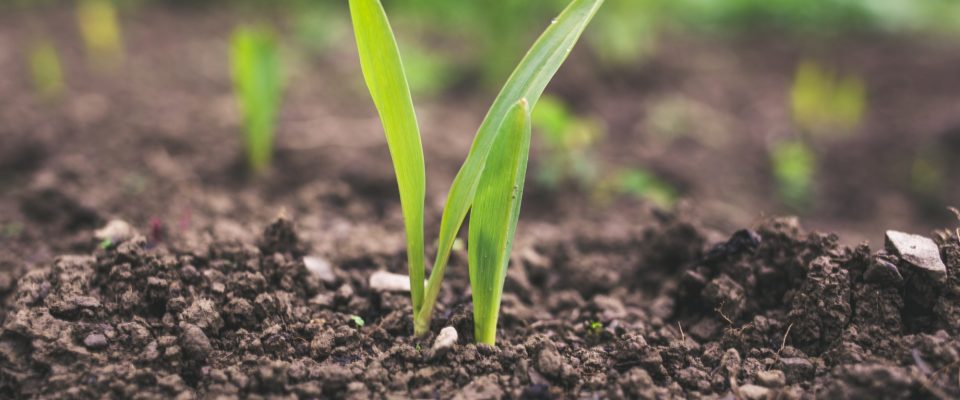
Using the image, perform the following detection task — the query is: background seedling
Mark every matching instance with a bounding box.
[350,0,604,342]
[27,37,65,99]
[350,315,365,328]
[604,168,678,208]
[231,25,284,173]
[770,138,816,209]
[531,95,602,188]
[790,60,866,136]
[76,0,124,68]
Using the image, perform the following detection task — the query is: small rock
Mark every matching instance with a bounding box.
[537,346,564,379]
[83,333,108,350]
[304,256,336,283]
[779,357,814,384]
[369,271,414,292]
[180,323,213,359]
[755,370,786,388]
[738,384,771,400]
[432,326,458,350]
[94,220,138,244]
[885,230,947,281]
[864,257,903,285]
[720,348,741,379]
[453,375,503,400]
[310,293,334,308]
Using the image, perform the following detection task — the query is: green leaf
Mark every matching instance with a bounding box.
[469,99,531,345]
[230,26,283,172]
[416,0,604,334]
[349,0,427,316]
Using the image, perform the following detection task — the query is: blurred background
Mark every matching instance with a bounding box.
[1,0,959,254]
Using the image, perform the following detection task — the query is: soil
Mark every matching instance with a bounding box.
[3,216,960,399]
[2,4,960,399]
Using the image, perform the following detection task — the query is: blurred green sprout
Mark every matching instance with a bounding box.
[350,315,365,328]
[531,95,603,187]
[592,168,677,209]
[76,0,124,67]
[790,60,866,135]
[27,38,65,99]
[910,147,945,202]
[350,0,604,344]
[230,25,284,173]
[771,138,816,209]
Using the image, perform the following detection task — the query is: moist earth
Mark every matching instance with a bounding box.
[1,216,958,399]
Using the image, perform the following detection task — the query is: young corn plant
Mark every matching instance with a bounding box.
[76,0,124,68]
[230,26,283,173]
[350,0,603,344]
[28,37,65,100]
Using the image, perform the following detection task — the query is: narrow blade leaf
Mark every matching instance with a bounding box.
[350,0,426,315]
[469,99,532,345]
[417,0,604,332]
[231,26,283,172]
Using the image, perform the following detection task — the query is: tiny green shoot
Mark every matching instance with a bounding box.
[99,238,113,249]
[350,0,604,342]
[76,0,124,68]
[3,222,24,239]
[771,138,816,209]
[28,37,65,100]
[531,95,602,188]
[350,315,365,328]
[612,168,678,208]
[790,60,866,136]
[587,320,603,334]
[230,25,284,173]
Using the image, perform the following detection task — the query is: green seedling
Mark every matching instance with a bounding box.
[350,315,365,328]
[76,0,124,68]
[532,95,602,188]
[611,168,678,208]
[350,0,603,343]
[790,60,866,136]
[771,138,816,209]
[587,320,603,334]
[99,238,113,249]
[28,37,65,99]
[3,222,24,239]
[910,147,945,204]
[230,25,283,173]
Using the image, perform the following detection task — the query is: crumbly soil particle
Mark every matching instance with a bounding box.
[1,217,959,399]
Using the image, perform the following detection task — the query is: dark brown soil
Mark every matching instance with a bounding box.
[2,4,960,399]
[3,216,960,398]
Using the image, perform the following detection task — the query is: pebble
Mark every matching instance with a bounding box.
[180,323,213,359]
[738,384,771,400]
[83,333,108,350]
[303,256,336,283]
[779,357,814,383]
[864,257,903,285]
[756,369,786,387]
[369,271,413,292]
[537,346,564,378]
[432,326,458,350]
[885,230,947,281]
[94,219,138,244]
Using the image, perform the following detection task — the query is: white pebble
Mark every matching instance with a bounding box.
[94,220,137,243]
[432,326,458,350]
[369,271,413,292]
[304,256,336,283]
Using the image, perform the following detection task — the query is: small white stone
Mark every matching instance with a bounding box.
[94,220,137,243]
[304,256,336,283]
[885,230,947,280]
[432,326,458,350]
[369,271,413,292]
[738,384,771,400]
